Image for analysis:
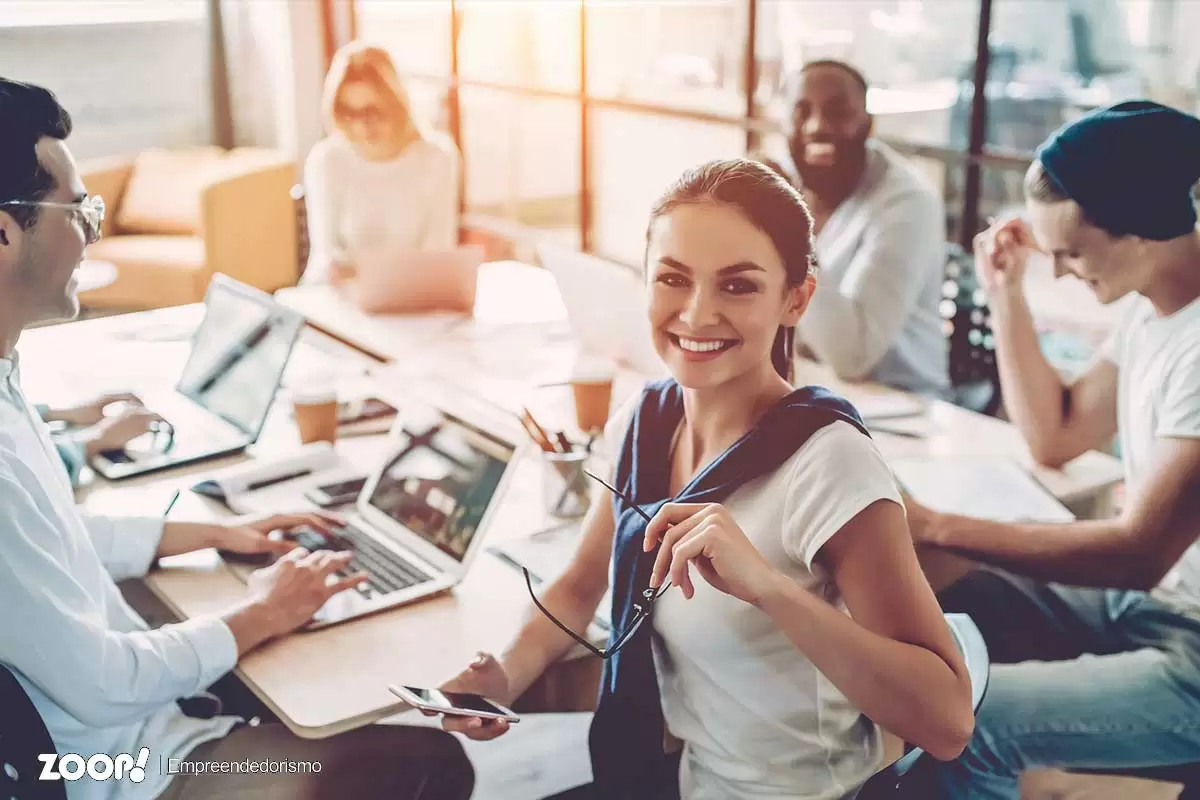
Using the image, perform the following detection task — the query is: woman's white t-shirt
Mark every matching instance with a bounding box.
[603,402,903,800]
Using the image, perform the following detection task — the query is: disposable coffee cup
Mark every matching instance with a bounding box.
[292,388,338,445]
[570,359,615,434]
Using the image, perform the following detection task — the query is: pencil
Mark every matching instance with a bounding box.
[521,408,557,453]
[519,415,555,453]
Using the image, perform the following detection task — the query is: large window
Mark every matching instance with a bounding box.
[587,0,745,115]
[356,0,452,76]
[460,88,581,248]
[977,0,1200,220]
[757,0,978,149]
[0,1,211,160]
[355,0,1200,264]
[459,1,580,92]
[592,113,743,265]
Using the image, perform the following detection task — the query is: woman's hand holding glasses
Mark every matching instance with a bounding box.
[644,503,785,608]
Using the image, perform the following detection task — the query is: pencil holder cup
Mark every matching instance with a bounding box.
[542,450,591,519]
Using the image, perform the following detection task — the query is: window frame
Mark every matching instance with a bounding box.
[349,0,1023,263]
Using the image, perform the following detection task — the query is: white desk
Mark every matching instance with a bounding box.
[19,261,1124,742]
[278,262,1125,515]
[17,306,601,740]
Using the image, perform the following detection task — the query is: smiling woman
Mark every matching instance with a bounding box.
[433,158,973,800]
[644,158,817,386]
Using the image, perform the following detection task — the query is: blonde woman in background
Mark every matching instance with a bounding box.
[303,42,460,284]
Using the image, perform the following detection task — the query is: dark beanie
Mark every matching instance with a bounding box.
[1035,100,1200,240]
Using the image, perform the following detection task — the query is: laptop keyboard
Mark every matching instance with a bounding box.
[291,524,434,599]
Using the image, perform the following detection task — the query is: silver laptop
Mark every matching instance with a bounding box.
[536,244,668,377]
[90,274,304,480]
[228,399,520,629]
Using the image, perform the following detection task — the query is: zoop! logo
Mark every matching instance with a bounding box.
[38,748,150,783]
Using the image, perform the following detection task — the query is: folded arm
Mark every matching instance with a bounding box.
[987,287,1120,467]
[799,188,943,381]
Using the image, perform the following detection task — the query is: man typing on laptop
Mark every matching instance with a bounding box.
[0,78,475,799]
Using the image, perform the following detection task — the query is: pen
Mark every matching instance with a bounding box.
[164,489,181,517]
[489,547,535,581]
[554,431,573,454]
[246,468,313,492]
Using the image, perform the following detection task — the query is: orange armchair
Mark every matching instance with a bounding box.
[78,147,299,310]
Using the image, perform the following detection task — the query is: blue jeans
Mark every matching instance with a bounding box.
[932,568,1200,799]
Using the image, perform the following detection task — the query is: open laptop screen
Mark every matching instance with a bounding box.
[366,410,515,561]
[176,277,304,436]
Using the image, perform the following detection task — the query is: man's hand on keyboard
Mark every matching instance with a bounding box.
[243,548,368,639]
[215,511,346,556]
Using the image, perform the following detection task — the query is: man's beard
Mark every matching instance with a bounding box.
[788,137,867,198]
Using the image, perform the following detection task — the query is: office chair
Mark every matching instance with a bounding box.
[857,613,990,798]
[942,243,1003,416]
[0,664,66,800]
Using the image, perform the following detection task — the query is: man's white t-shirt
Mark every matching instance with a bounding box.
[603,402,903,800]
[1098,295,1200,603]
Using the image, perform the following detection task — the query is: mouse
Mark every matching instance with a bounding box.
[190,479,232,511]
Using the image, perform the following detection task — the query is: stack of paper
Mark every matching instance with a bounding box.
[891,456,1076,523]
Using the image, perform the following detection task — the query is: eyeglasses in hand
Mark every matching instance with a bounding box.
[523,468,670,660]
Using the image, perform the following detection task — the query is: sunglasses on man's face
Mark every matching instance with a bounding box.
[523,469,671,660]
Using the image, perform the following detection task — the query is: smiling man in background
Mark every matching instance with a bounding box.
[776,60,949,396]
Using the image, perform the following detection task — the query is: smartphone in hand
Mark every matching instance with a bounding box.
[388,685,520,723]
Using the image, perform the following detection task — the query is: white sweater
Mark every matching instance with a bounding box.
[797,141,949,396]
[302,133,460,283]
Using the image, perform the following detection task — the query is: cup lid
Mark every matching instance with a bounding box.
[290,387,337,405]
[571,354,616,383]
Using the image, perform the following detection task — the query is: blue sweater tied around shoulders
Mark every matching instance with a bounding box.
[587,378,870,798]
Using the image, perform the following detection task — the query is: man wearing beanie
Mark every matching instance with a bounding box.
[905,100,1200,797]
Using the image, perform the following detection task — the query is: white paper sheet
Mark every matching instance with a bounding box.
[853,394,929,421]
[891,456,1076,523]
[489,523,613,631]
